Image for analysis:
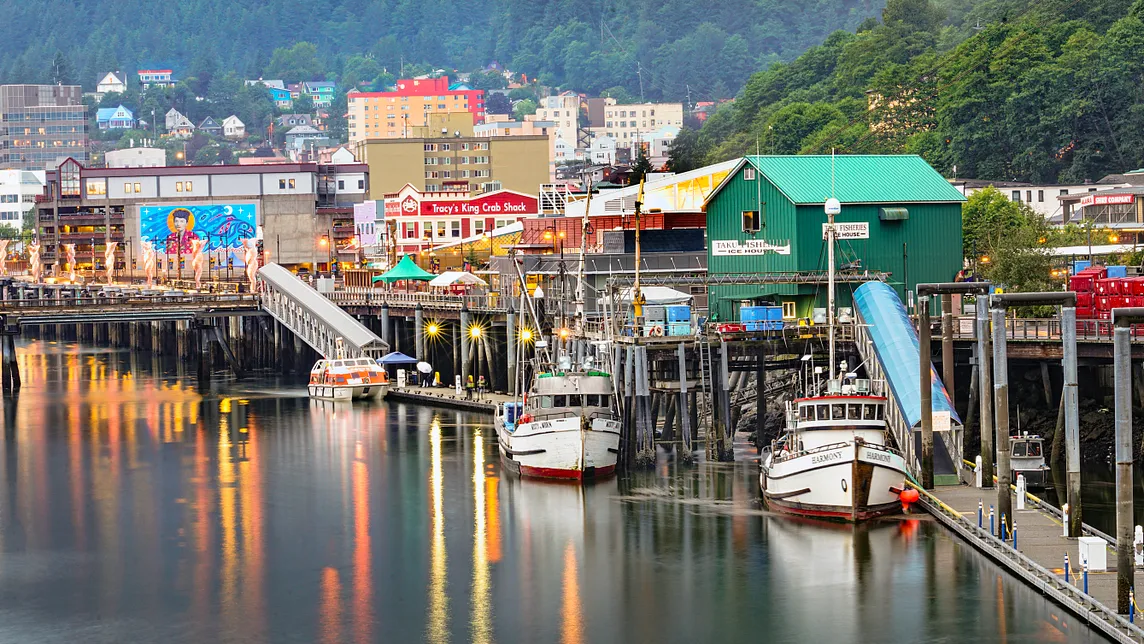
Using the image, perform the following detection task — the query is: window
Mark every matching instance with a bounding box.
[436,221,446,238]
[744,167,755,181]
[474,219,484,235]
[133,182,141,193]
[742,210,760,233]
[424,143,437,152]
[338,180,344,190]
[442,171,452,179]
[288,178,296,189]
[831,404,845,420]
[424,157,437,166]
[124,182,133,193]
[403,222,417,238]
[1060,189,1069,196]
[553,395,568,407]
[441,143,450,151]
[440,157,451,165]
[1026,190,1032,202]
[451,221,461,237]
[863,405,876,420]
[279,179,286,189]
[85,179,106,195]
[358,180,364,189]
[1012,442,1027,457]
[782,301,796,319]
[848,404,861,420]
[816,405,828,421]
[1037,190,1044,203]
[1011,190,1021,201]
[425,171,439,179]
[459,157,469,165]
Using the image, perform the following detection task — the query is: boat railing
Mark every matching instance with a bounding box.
[772,439,904,465]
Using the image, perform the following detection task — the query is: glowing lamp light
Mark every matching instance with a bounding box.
[979,255,991,265]
[558,328,570,339]
[1110,234,1121,243]
[520,328,533,342]
[469,326,482,339]
[426,322,440,336]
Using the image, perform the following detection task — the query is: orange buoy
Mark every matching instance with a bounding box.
[900,488,920,513]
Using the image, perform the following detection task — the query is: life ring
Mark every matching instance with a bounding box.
[649,324,665,337]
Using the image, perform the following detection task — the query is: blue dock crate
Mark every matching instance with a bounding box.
[666,305,691,323]
[667,322,692,336]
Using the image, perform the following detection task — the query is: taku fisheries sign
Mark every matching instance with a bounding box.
[821,222,870,240]
[711,239,792,256]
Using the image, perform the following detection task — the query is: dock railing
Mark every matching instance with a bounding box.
[909,480,1144,643]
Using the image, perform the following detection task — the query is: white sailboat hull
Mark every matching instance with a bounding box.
[761,441,908,521]
[497,416,621,480]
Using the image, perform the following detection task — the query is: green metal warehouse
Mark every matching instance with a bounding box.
[703,155,966,322]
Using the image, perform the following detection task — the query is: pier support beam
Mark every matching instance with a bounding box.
[919,293,934,490]
[977,296,994,488]
[414,304,424,364]
[1062,305,1082,538]
[459,306,471,390]
[677,344,692,456]
[1111,308,1143,614]
[942,294,954,408]
[380,303,390,348]
[506,307,517,396]
[991,303,1012,537]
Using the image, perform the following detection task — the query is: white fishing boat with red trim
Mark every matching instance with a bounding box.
[307,340,389,401]
[760,381,910,521]
[496,362,621,480]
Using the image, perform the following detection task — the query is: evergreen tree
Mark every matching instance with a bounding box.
[50,51,72,85]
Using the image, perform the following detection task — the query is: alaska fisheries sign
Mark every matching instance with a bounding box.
[711,239,792,256]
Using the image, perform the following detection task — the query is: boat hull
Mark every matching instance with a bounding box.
[497,416,620,481]
[308,383,387,401]
[761,442,908,522]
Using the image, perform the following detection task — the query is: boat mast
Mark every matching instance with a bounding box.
[576,174,593,334]
[826,150,839,381]
[632,176,646,327]
[513,251,551,367]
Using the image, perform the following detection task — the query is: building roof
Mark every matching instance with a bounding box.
[199,116,221,130]
[247,79,285,89]
[138,69,172,74]
[286,125,322,135]
[717,155,967,206]
[222,115,244,127]
[98,72,124,87]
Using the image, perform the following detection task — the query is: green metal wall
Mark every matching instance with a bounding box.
[706,168,964,320]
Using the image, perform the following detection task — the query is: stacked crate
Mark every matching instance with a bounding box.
[666,305,692,336]
[741,305,784,331]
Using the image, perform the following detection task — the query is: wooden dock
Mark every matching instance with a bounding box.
[385,386,511,413]
[922,483,1144,643]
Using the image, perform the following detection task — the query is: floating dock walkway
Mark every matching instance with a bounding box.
[919,481,1144,643]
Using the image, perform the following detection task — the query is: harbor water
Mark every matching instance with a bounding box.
[0,341,1104,643]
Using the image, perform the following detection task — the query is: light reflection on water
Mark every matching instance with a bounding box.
[0,340,1105,643]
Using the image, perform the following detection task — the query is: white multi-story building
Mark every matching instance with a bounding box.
[96,71,126,96]
[535,93,581,152]
[105,147,166,169]
[592,99,684,145]
[0,169,45,229]
[587,136,617,165]
[949,179,1124,222]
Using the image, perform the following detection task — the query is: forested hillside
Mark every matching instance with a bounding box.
[675,0,1144,183]
[0,0,884,101]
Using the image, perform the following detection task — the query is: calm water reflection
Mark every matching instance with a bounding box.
[0,341,1102,643]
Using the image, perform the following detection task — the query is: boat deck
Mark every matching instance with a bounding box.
[385,386,513,413]
[922,483,1144,643]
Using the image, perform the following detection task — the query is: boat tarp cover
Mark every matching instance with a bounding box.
[852,281,961,428]
[378,351,419,364]
[374,255,434,283]
[618,286,691,305]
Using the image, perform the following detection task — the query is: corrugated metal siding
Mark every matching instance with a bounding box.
[706,166,801,319]
[706,164,964,320]
[746,155,967,205]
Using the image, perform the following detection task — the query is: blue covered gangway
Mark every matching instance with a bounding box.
[853,281,962,485]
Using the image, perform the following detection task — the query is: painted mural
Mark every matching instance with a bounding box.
[138,203,257,257]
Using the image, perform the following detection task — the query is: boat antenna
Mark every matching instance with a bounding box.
[513,250,552,367]
[632,176,646,330]
[825,149,839,381]
[576,173,592,334]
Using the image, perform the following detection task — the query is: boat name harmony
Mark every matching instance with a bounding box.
[812,450,845,465]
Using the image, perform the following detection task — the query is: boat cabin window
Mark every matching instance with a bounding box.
[863,405,877,420]
[876,406,884,420]
[539,396,553,409]
[816,405,828,421]
[553,395,569,408]
[1012,442,1026,457]
[800,405,810,421]
[1012,441,1042,458]
[848,404,861,420]
[832,404,845,420]
[585,394,610,407]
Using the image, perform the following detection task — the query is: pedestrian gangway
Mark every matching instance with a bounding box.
[258,263,389,360]
[852,281,962,485]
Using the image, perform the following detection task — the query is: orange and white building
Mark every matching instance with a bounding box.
[348,77,485,144]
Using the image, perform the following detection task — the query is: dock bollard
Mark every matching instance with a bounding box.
[1016,474,1026,510]
[1001,513,1007,541]
[1131,588,1136,623]
[1136,526,1143,568]
[978,500,983,528]
[1012,524,1017,550]
[1065,553,1071,584]
[975,455,983,488]
[1083,555,1089,594]
[1063,504,1069,537]
[990,505,995,536]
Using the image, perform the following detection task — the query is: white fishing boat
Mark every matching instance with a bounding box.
[496,359,621,480]
[1010,432,1049,489]
[760,381,910,521]
[307,340,388,401]
[759,163,909,521]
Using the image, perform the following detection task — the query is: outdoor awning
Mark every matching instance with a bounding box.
[618,286,692,305]
[429,221,523,252]
[429,271,488,287]
[373,255,434,283]
[378,351,419,364]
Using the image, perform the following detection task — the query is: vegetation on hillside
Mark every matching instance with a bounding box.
[673,0,1144,184]
[0,0,885,102]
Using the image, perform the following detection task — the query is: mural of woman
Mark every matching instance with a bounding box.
[190,238,206,290]
[0,240,9,276]
[63,243,77,282]
[28,241,40,283]
[141,240,156,289]
[166,207,200,255]
[242,238,259,293]
[104,241,117,285]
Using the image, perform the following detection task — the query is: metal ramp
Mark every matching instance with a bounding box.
[852,282,962,486]
[258,263,389,359]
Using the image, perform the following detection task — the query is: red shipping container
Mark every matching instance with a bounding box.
[1082,266,1109,279]
[1070,275,1095,292]
[1076,292,1093,307]
[1076,306,1095,319]
[1097,278,1121,295]
[1098,309,1112,320]
[1127,278,1144,296]
[1132,297,1144,307]
[1117,296,1133,308]
[1097,295,1113,310]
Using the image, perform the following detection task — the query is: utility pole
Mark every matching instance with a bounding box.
[637,62,645,103]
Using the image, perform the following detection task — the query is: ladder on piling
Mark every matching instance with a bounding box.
[697,335,717,458]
